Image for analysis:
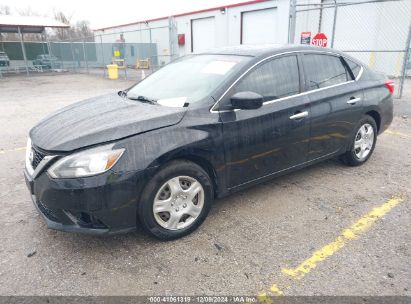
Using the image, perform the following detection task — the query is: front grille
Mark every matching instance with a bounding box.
[31,146,46,169]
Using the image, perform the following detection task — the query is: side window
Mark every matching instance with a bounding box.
[233,55,300,102]
[303,54,349,90]
[344,58,361,79]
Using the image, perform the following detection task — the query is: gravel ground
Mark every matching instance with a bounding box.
[0,74,410,297]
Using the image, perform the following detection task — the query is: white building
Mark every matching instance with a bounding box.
[94,0,411,76]
[94,0,292,66]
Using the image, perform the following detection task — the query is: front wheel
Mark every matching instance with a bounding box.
[340,115,378,166]
[138,160,213,240]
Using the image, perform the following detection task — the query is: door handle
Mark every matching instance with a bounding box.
[347,97,361,105]
[289,111,309,120]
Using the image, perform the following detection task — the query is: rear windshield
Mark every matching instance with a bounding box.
[127,54,250,107]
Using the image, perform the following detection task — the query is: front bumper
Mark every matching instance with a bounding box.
[24,166,156,235]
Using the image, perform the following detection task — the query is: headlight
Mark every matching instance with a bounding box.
[48,145,125,178]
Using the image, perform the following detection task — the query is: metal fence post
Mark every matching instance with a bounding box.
[331,0,338,48]
[149,26,154,73]
[168,17,177,61]
[59,42,64,69]
[17,26,29,76]
[82,40,89,73]
[70,40,76,72]
[398,23,411,99]
[41,31,46,56]
[44,30,55,69]
[100,35,106,77]
[288,0,297,44]
[318,0,324,33]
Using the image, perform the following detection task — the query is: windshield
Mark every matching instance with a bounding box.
[126,54,250,107]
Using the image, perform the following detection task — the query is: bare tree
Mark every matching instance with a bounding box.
[75,20,94,41]
[0,5,11,15]
[0,7,95,43]
[15,7,41,16]
[0,7,44,41]
[0,5,18,42]
[53,11,73,40]
[51,11,94,41]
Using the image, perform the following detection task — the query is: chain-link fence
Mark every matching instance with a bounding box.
[291,0,411,98]
[0,21,178,80]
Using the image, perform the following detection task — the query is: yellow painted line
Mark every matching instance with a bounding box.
[0,147,26,155]
[257,196,404,301]
[269,284,284,295]
[257,284,285,303]
[257,293,274,304]
[386,130,411,139]
[281,196,404,280]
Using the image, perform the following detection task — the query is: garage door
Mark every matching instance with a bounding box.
[191,17,215,52]
[242,8,278,45]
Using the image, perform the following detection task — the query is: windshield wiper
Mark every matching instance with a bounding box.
[127,95,157,104]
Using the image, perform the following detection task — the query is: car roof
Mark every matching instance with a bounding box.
[197,44,344,58]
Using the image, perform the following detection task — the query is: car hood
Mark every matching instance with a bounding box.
[30,93,187,152]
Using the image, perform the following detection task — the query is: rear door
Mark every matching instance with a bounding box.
[302,53,364,160]
[219,55,310,188]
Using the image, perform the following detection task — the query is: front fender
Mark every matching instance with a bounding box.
[111,108,226,194]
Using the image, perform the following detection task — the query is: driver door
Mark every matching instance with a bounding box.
[219,55,311,188]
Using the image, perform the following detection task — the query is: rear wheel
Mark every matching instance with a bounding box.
[138,160,213,240]
[340,115,377,166]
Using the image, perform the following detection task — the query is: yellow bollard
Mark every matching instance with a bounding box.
[369,52,376,69]
[106,64,118,80]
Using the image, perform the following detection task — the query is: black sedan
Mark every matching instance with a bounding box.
[24,45,394,240]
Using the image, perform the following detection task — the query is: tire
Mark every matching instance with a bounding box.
[340,115,378,166]
[138,160,213,240]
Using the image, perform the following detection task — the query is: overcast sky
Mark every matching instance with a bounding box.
[4,0,253,29]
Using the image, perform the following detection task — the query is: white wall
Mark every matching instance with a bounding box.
[94,0,291,61]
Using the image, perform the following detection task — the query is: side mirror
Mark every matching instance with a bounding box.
[230,91,264,110]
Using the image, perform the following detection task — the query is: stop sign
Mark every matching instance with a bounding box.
[311,33,328,47]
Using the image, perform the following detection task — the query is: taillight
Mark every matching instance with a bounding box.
[385,80,395,95]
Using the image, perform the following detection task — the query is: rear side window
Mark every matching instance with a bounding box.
[345,58,361,79]
[303,54,349,90]
[233,55,300,101]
